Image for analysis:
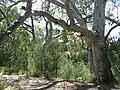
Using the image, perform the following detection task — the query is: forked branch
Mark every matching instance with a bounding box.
[32,11,97,42]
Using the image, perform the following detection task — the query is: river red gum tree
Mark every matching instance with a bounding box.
[32,0,116,84]
[0,0,118,84]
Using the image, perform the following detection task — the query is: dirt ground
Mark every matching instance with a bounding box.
[0,74,119,90]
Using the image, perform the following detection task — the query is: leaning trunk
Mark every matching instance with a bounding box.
[92,0,116,84]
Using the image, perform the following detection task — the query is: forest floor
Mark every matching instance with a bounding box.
[0,74,119,90]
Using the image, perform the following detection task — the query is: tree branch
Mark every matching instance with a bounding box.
[84,14,120,40]
[105,23,120,40]
[0,0,32,44]
[0,8,5,21]
[65,0,75,25]
[84,14,120,25]
[46,0,65,8]
[6,0,26,26]
[8,0,26,11]
[33,11,70,30]
[0,8,11,26]
[44,1,53,42]
[71,1,87,27]
[105,17,119,24]
[32,11,97,42]
[30,16,35,40]
[53,32,74,39]
[47,0,87,28]
[22,25,32,33]
[23,23,36,34]
[37,80,85,90]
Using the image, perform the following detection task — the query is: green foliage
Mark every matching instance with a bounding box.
[0,27,92,81]
[57,37,92,81]
[33,40,60,78]
[0,4,92,82]
[107,37,120,83]
[0,29,31,74]
[59,59,92,81]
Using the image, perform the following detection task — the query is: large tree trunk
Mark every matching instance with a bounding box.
[92,0,116,84]
[91,41,116,84]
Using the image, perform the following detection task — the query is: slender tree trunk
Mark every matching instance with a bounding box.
[92,0,116,84]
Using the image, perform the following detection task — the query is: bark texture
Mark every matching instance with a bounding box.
[92,0,116,84]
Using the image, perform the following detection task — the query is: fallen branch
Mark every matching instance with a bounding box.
[37,80,85,90]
